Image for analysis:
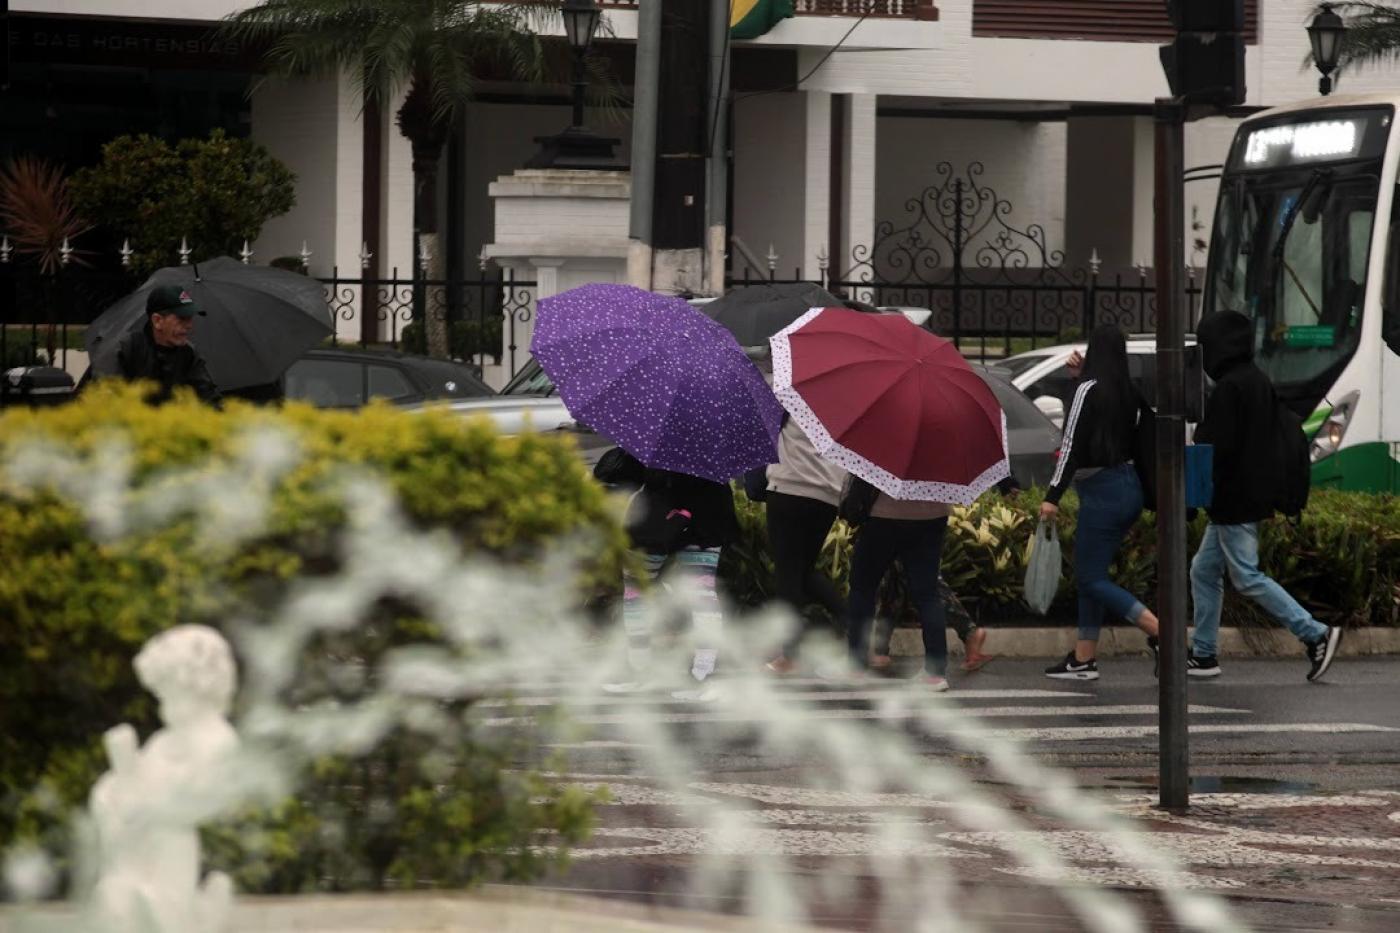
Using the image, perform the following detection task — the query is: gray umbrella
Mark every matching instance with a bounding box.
[705,282,842,348]
[86,257,334,391]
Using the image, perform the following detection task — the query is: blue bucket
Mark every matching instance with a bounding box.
[1185,444,1214,509]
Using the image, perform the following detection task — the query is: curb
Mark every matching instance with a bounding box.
[888,626,1400,659]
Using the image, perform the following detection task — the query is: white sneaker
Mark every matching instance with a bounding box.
[922,675,950,693]
[602,681,656,695]
[671,684,724,703]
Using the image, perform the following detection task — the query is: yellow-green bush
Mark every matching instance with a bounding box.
[723,487,1400,630]
[0,385,626,889]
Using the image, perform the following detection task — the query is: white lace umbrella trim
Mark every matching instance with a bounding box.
[769,307,1011,505]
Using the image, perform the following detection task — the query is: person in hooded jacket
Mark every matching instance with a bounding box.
[1039,325,1160,681]
[1188,310,1343,683]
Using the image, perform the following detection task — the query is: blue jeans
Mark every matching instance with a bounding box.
[1190,522,1326,657]
[1074,465,1148,640]
[847,517,948,676]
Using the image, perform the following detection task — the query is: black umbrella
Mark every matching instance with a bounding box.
[705,282,841,348]
[86,257,334,391]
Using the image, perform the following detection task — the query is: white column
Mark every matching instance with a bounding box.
[251,71,364,343]
[380,89,416,279]
[841,94,877,281]
[331,74,364,344]
[803,91,832,282]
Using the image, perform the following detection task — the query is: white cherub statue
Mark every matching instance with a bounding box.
[85,624,240,933]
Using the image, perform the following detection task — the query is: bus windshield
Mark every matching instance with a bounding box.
[1204,108,1391,392]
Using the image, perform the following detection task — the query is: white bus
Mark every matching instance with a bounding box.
[1204,94,1400,492]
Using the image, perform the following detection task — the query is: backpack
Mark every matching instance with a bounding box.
[624,484,693,554]
[1273,400,1311,519]
[1132,396,1158,513]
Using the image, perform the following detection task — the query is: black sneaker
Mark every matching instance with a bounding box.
[1186,653,1221,678]
[1147,636,1160,679]
[1045,651,1099,681]
[1305,626,1343,683]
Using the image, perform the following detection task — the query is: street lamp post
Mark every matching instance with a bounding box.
[563,0,599,129]
[1309,3,1346,96]
[527,0,624,170]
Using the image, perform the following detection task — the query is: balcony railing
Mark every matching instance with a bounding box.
[598,1,931,18]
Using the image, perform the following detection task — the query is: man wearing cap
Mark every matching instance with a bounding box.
[94,285,222,406]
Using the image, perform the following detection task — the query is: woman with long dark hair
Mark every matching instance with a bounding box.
[1039,325,1159,681]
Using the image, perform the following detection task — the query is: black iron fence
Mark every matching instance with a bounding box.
[319,266,536,375]
[0,258,537,378]
[729,161,1204,362]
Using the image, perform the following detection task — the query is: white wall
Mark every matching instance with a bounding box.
[732,92,808,280]
[875,116,1067,276]
[251,77,339,270]
[801,1,1174,104]
[251,73,363,343]
[252,73,363,281]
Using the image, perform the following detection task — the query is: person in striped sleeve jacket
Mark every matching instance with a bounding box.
[1038,325,1161,681]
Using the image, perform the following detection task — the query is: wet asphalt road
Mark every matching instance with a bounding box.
[511,657,1400,932]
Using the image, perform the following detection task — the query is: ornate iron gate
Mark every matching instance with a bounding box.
[729,162,1201,361]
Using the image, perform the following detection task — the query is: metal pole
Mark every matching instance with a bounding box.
[705,0,731,295]
[1154,96,1190,811]
[952,179,964,348]
[571,47,587,128]
[628,0,663,288]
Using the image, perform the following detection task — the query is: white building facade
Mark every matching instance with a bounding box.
[7,0,1400,362]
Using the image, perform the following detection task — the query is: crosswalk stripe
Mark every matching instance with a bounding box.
[477,688,1096,708]
[978,723,1399,742]
[483,703,1247,727]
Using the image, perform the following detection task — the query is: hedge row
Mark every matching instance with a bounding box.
[719,488,1400,630]
[0,386,628,891]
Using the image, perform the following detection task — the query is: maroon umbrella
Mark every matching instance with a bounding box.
[769,307,1009,505]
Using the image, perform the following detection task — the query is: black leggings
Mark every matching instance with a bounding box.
[766,492,844,657]
[848,517,949,676]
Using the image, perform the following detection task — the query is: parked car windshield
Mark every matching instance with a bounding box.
[503,359,556,397]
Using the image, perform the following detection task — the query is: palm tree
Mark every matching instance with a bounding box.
[224,0,598,356]
[1309,2,1400,73]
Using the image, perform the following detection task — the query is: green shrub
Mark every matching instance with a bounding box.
[721,487,1400,630]
[401,317,503,363]
[68,130,296,277]
[0,386,626,889]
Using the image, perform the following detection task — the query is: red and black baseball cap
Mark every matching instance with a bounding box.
[146,284,203,318]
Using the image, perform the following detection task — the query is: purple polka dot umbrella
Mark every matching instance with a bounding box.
[531,284,784,482]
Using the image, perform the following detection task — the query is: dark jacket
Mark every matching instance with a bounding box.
[1194,310,1276,525]
[1044,378,1141,505]
[594,448,739,552]
[97,322,222,406]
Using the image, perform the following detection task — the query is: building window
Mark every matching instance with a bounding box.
[972,1,1259,44]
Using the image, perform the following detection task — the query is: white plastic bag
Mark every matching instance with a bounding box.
[1022,519,1061,616]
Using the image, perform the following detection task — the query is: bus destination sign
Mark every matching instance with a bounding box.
[1234,108,1391,171]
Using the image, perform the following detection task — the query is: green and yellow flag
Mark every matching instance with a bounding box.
[731,0,795,40]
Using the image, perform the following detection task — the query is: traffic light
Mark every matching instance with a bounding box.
[1160,0,1246,107]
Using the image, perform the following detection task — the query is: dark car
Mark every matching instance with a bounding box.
[973,365,1062,489]
[285,348,494,409]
